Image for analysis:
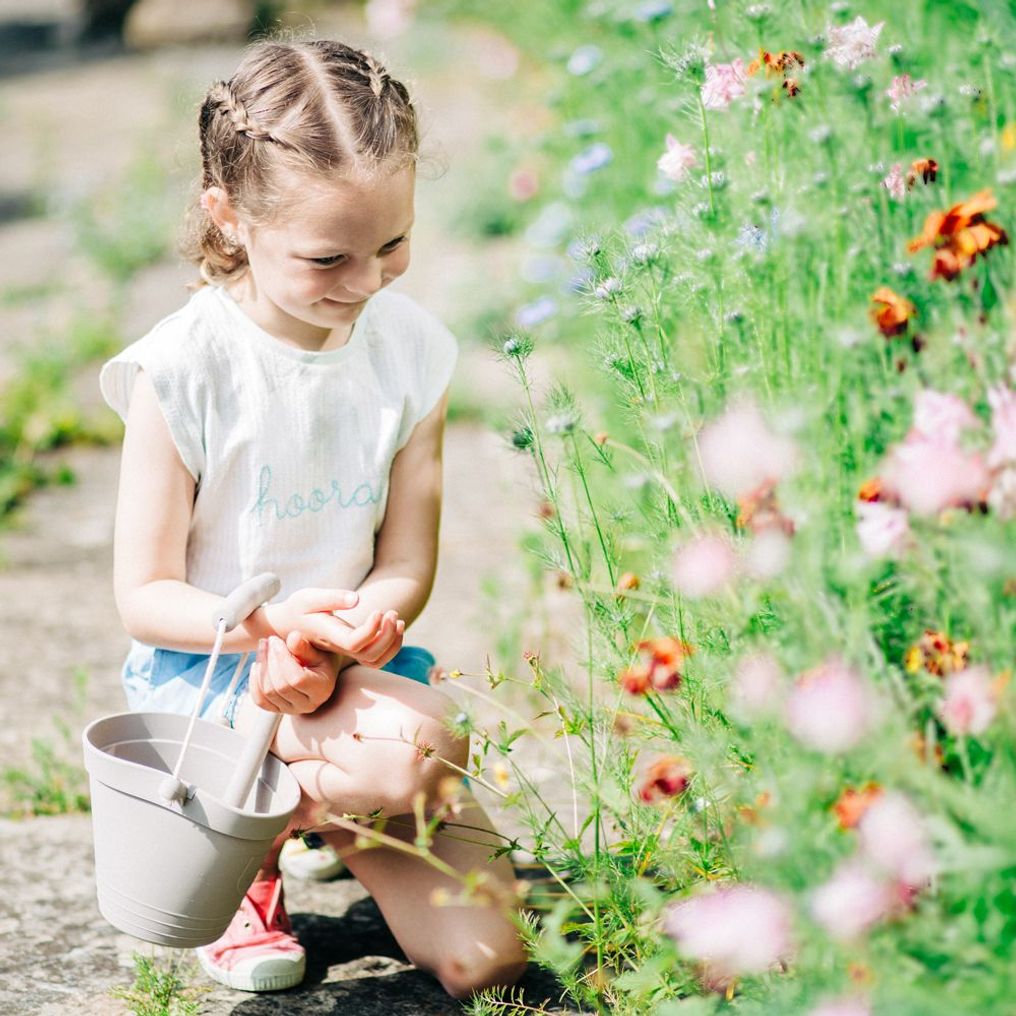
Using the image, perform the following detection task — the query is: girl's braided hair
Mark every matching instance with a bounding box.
[181,38,418,287]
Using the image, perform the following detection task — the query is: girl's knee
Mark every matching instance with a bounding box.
[435,943,528,999]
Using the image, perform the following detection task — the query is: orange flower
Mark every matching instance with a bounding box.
[857,477,883,503]
[637,755,692,803]
[736,481,794,535]
[904,629,970,677]
[746,49,805,100]
[616,571,641,592]
[833,783,883,829]
[870,287,917,338]
[619,636,694,694]
[908,189,1009,281]
[906,158,938,188]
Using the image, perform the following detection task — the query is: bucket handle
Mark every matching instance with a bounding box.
[159,573,282,805]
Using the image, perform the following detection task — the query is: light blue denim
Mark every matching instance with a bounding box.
[121,640,436,727]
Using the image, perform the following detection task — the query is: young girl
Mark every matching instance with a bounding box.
[99,37,527,997]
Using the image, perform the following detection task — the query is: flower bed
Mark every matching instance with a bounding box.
[431,2,1014,1013]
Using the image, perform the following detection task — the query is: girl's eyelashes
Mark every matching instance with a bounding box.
[307,236,408,268]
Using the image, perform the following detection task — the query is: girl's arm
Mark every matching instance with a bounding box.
[331,388,450,649]
[113,370,387,656]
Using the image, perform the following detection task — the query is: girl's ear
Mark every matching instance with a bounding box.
[201,186,243,244]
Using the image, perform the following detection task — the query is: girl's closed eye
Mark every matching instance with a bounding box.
[309,235,408,268]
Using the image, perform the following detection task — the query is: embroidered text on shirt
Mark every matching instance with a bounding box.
[250,464,382,524]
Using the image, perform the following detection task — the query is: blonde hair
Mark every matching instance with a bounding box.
[180,38,419,287]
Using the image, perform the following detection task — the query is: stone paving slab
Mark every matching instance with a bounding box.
[0,814,581,1015]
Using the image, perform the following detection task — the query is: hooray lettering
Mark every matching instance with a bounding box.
[250,464,382,524]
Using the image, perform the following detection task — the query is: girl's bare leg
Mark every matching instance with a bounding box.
[235,665,527,997]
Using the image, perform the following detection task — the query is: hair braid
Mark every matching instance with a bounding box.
[207,80,295,150]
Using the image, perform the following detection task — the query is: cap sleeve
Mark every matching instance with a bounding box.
[99,322,207,482]
[395,301,459,450]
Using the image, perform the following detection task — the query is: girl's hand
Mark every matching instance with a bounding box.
[261,587,405,669]
[248,632,339,714]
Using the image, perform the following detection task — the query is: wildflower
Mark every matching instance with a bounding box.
[833,783,884,829]
[615,571,640,593]
[566,44,603,76]
[886,73,928,112]
[671,533,738,598]
[913,389,979,445]
[881,163,906,200]
[857,791,937,886]
[593,277,622,300]
[811,859,892,940]
[937,665,1001,736]
[514,297,558,329]
[364,0,417,38]
[785,658,877,754]
[987,384,1016,468]
[664,886,793,988]
[637,755,692,803]
[491,761,511,791]
[729,652,783,721]
[747,48,806,99]
[906,157,938,187]
[745,528,792,579]
[570,142,613,175]
[544,412,578,435]
[882,436,988,516]
[700,59,747,109]
[908,189,1009,282]
[869,286,915,337]
[824,16,884,70]
[698,398,798,500]
[633,0,674,23]
[619,636,694,695]
[507,167,539,202]
[856,500,911,559]
[656,134,697,182]
[904,630,970,677]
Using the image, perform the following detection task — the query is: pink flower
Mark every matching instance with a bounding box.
[856,500,911,559]
[657,134,698,182]
[886,73,928,113]
[988,465,1016,519]
[810,998,872,1016]
[729,652,783,720]
[664,885,792,985]
[882,436,988,516]
[364,0,417,38]
[697,398,798,500]
[810,860,891,940]
[858,792,936,886]
[913,389,979,445]
[701,59,747,110]
[987,384,1016,469]
[744,527,792,579]
[824,16,884,70]
[882,162,906,200]
[671,533,738,598]
[785,658,877,754]
[938,665,999,736]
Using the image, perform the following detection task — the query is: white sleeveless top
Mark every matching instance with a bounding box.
[100,284,457,600]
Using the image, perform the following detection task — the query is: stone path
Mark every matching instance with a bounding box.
[0,4,585,1013]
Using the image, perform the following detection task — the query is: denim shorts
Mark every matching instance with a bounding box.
[121,640,436,727]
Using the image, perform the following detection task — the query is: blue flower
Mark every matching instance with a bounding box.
[564,118,602,138]
[633,0,674,23]
[570,142,613,175]
[567,44,603,76]
[624,207,668,238]
[524,202,575,248]
[515,297,559,328]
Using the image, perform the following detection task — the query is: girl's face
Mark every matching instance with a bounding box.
[210,164,415,350]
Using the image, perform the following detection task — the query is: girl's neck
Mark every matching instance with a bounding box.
[223,274,355,353]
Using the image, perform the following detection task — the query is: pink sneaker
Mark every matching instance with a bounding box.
[196,874,306,992]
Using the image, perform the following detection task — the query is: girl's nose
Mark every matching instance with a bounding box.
[341,258,384,299]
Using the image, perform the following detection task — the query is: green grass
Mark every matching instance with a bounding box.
[110,953,201,1016]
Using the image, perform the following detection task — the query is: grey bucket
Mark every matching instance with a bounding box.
[83,709,301,947]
